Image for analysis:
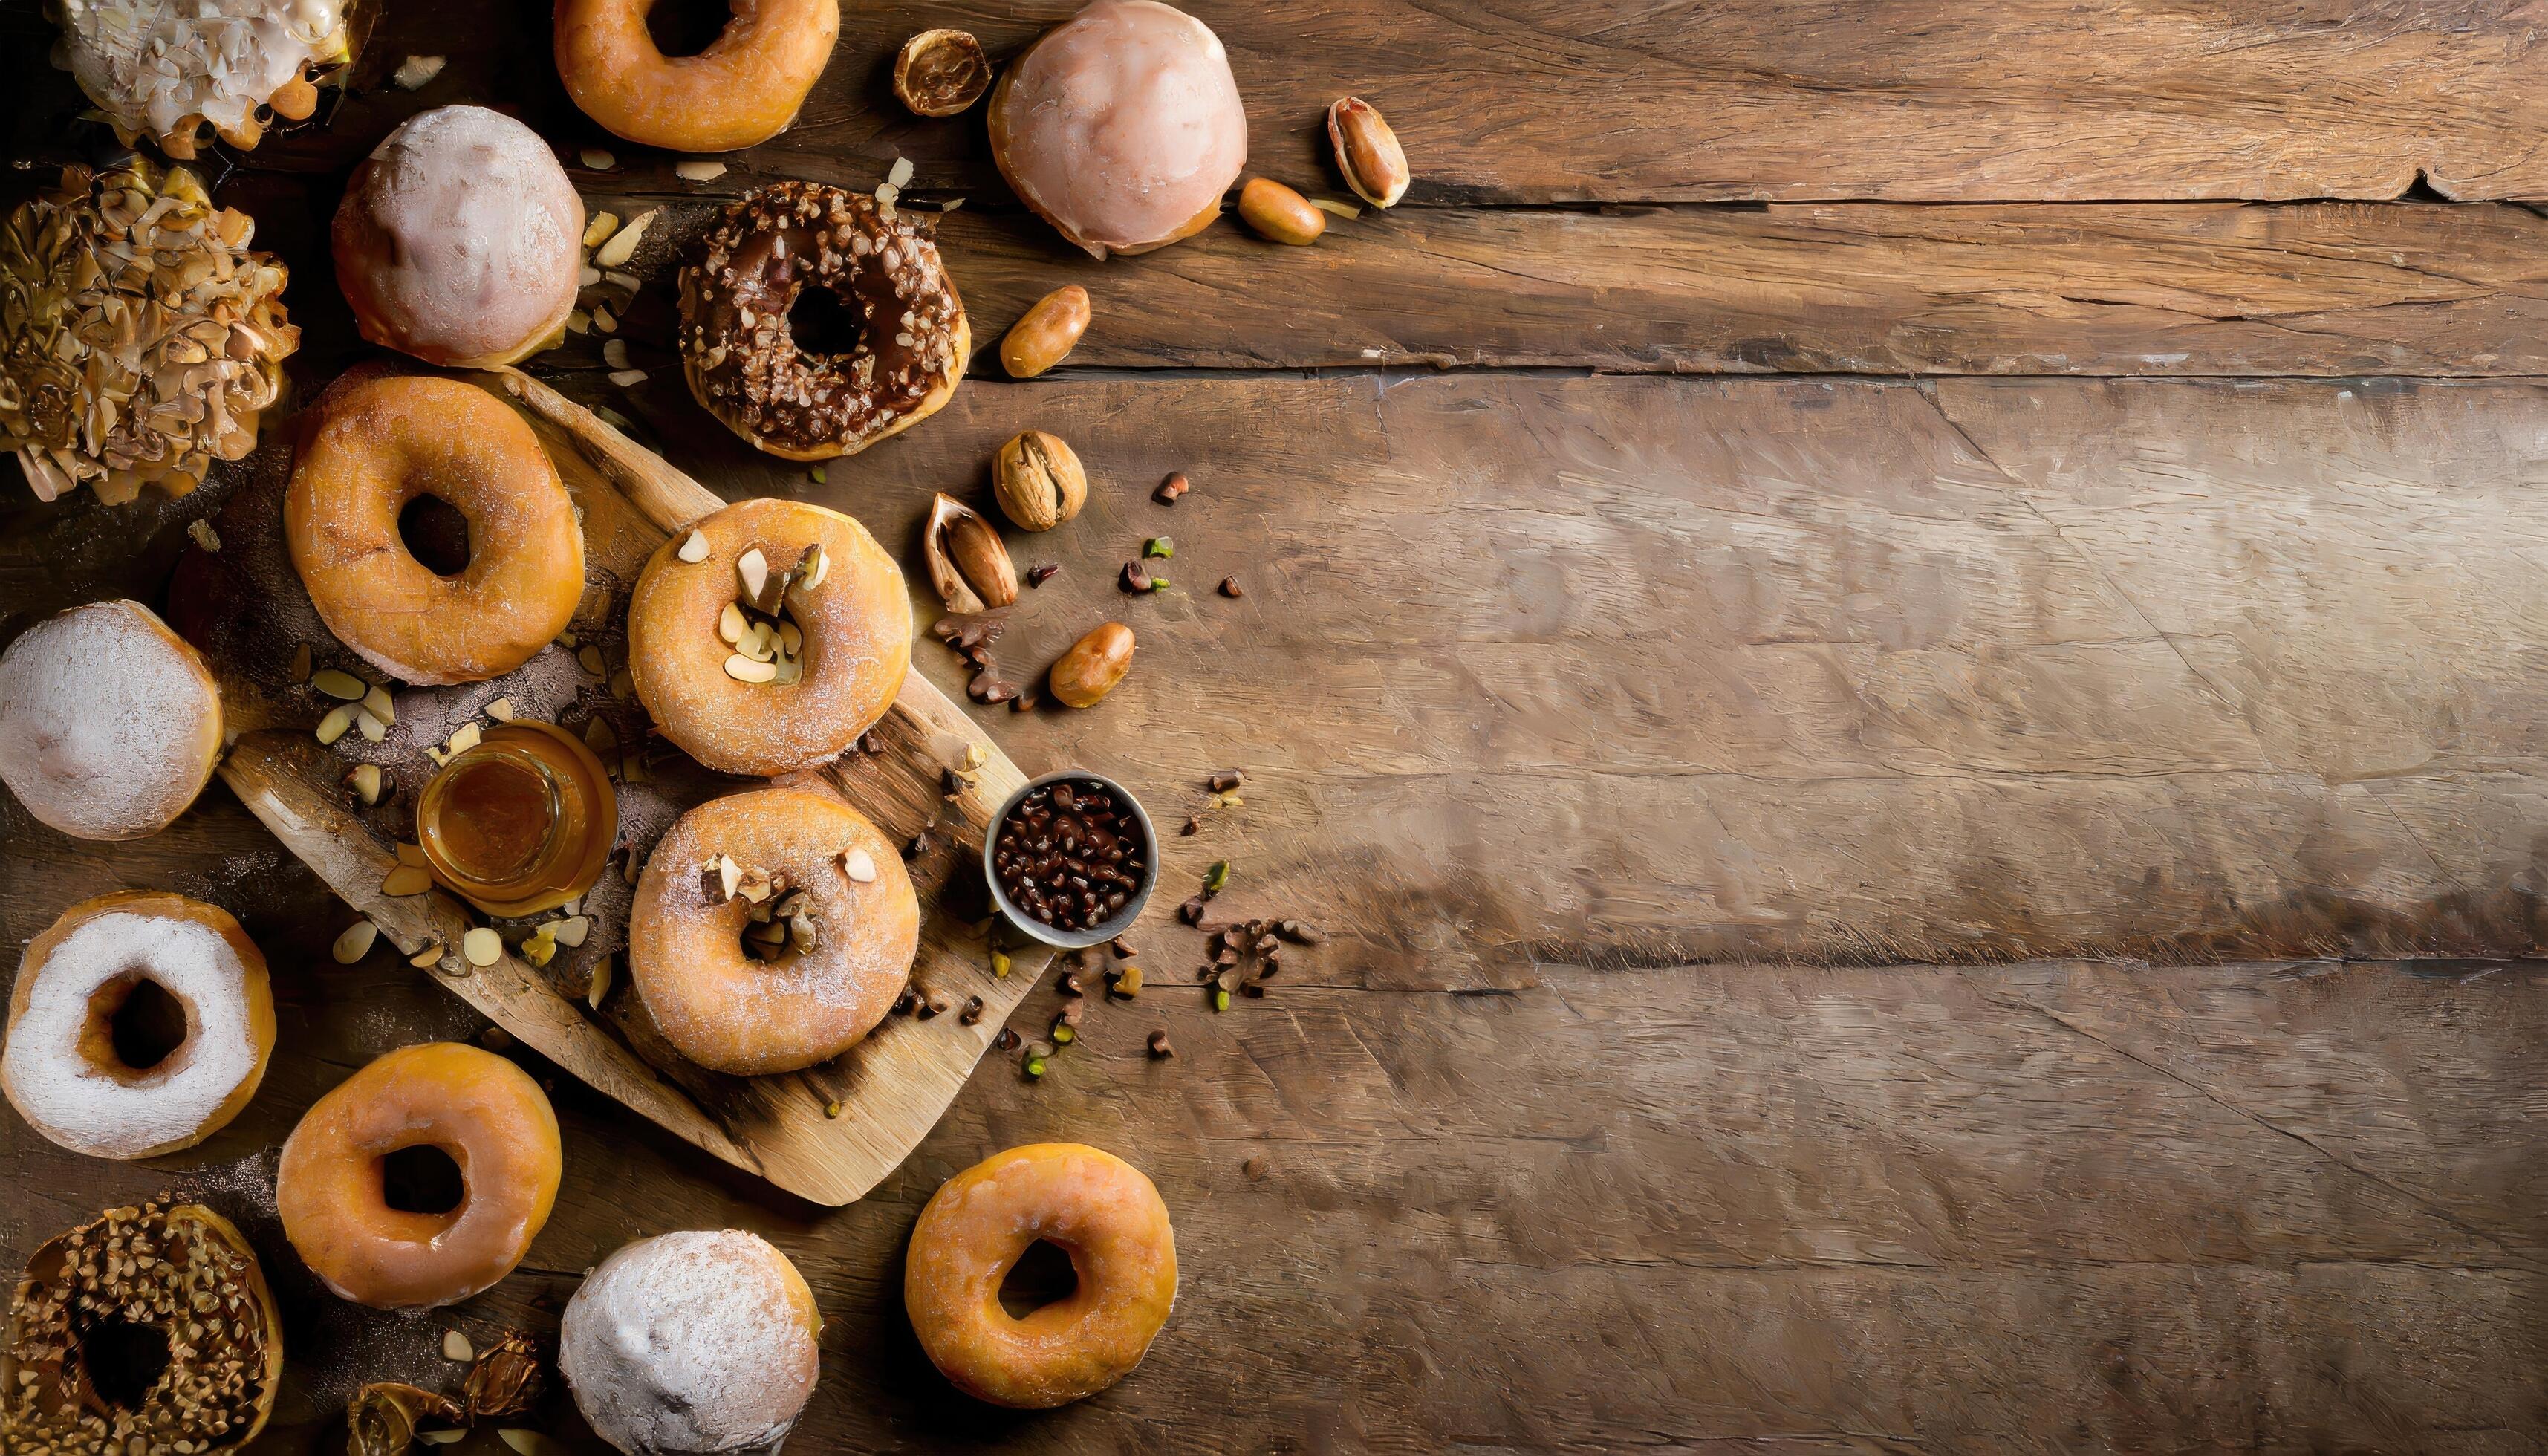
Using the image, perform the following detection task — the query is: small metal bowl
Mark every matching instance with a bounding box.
[983,769,1157,949]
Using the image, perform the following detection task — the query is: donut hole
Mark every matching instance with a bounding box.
[787,284,866,360]
[78,1316,172,1410]
[997,1238,1079,1320]
[82,974,192,1079]
[397,493,475,578]
[646,0,734,58]
[380,1143,467,1219]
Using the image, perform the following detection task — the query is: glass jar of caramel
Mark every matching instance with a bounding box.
[415,720,617,917]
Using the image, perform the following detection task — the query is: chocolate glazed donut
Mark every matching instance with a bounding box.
[678,183,969,461]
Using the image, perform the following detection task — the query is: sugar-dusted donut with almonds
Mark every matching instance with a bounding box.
[560,1230,825,1454]
[678,182,968,461]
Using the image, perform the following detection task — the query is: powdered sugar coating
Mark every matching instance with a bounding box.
[990,0,1247,258]
[58,0,347,150]
[0,600,222,841]
[332,105,583,366]
[560,1230,820,1455]
[2,910,264,1159]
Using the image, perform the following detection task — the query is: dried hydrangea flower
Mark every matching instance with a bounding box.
[0,157,299,504]
[53,0,354,157]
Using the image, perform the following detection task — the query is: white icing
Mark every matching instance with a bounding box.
[995,0,1247,256]
[1,911,261,1160]
[339,105,582,363]
[0,602,219,841]
[57,0,346,146]
[560,1231,819,1456]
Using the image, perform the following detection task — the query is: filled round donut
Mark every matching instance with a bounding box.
[0,600,224,842]
[905,1143,1177,1408]
[628,786,919,1076]
[332,105,584,368]
[555,0,838,152]
[1,891,273,1161]
[626,497,909,776]
[560,1230,822,1455]
[276,1041,562,1310]
[678,182,968,461]
[987,0,1248,259]
[2,1197,284,1454]
[285,374,585,686]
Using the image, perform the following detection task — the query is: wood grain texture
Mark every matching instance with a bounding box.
[541,194,2548,377]
[1,946,2538,1451]
[13,0,2546,202]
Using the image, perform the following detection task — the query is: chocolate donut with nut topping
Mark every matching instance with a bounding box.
[678,183,969,461]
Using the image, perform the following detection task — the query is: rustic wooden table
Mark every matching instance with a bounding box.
[6,1,2547,1449]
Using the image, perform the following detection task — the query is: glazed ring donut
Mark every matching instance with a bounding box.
[628,785,919,1076]
[626,497,910,776]
[1,891,274,1161]
[904,1143,1177,1408]
[679,183,969,461]
[276,1041,562,1310]
[285,375,585,686]
[2,1198,284,1455]
[556,0,839,153]
[0,599,224,842]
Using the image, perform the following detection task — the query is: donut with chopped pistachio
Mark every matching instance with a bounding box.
[0,158,298,505]
[677,181,969,461]
[53,0,353,158]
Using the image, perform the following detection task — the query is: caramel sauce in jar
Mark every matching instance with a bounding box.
[416,721,617,917]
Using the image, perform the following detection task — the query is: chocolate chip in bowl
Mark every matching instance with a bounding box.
[985,770,1157,949]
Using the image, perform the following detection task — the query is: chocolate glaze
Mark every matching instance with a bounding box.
[678,183,966,457]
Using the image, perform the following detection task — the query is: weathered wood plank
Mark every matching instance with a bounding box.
[547,194,2548,377]
[11,374,2548,969]
[3,943,2538,1449]
[15,0,2542,204]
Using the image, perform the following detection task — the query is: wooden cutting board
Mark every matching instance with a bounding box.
[166,365,1050,1206]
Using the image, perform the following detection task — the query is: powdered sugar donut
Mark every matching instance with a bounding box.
[2,891,275,1161]
[0,600,224,842]
[55,0,352,157]
[331,105,584,368]
[987,0,1248,259]
[561,1230,822,1456]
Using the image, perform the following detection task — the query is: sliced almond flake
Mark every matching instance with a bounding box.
[331,920,380,964]
[557,630,580,649]
[940,197,966,213]
[186,518,221,552]
[843,847,877,883]
[291,642,313,682]
[553,914,593,949]
[602,339,631,371]
[345,763,383,805]
[312,668,366,701]
[585,955,612,1009]
[622,750,652,784]
[383,865,432,897]
[604,270,641,292]
[594,209,654,269]
[715,855,743,899]
[582,717,618,752]
[675,160,728,181]
[409,940,445,968]
[592,305,618,334]
[579,147,617,171]
[1310,197,1363,220]
[445,722,482,758]
[773,655,803,686]
[356,709,387,743]
[578,645,607,675]
[361,685,396,725]
[736,547,770,602]
[566,309,591,336]
[393,54,446,90]
[725,652,777,683]
[486,697,516,722]
[417,1430,466,1445]
[579,264,603,288]
[678,530,712,563]
[521,924,558,967]
[442,1330,474,1362]
[887,156,916,189]
[582,212,620,247]
[461,927,503,967]
[608,368,648,388]
[397,841,428,867]
[315,704,357,745]
[795,542,829,593]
